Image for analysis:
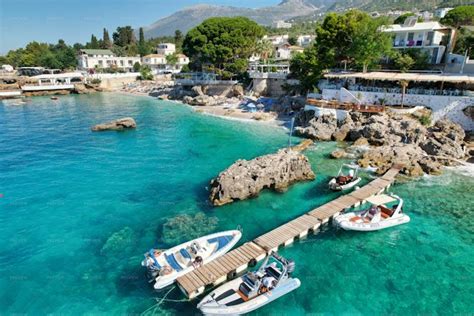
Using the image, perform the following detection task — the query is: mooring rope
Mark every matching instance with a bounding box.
[140,286,189,316]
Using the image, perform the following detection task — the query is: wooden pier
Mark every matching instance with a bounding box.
[176,165,402,298]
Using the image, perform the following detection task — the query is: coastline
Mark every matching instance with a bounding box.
[112,88,292,129]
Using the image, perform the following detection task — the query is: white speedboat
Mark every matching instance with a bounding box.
[334,194,410,231]
[142,230,241,290]
[328,164,362,191]
[197,253,300,315]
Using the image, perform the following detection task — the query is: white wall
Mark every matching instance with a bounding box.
[322,88,474,130]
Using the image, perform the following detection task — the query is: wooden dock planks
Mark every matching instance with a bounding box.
[176,166,400,298]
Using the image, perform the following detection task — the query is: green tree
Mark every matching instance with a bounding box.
[73,43,84,51]
[2,40,77,70]
[454,28,474,58]
[290,10,392,91]
[399,48,430,69]
[351,16,392,72]
[174,30,183,51]
[102,28,112,49]
[289,48,321,93]
[139,65,153,80]
[441,6,474,28]
[89,34,100,49]
[255,39,274,62]
[393,52,415,72]
[133,61,141,72]
[441,6,474,52]
[183,17,265,78]
[52,39,77,69]
[138,27,150,56]
[288,36,297,45]
[166,53,178,65]
[113,26,136,47]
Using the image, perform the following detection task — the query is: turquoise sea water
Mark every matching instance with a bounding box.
[0,93,473,315]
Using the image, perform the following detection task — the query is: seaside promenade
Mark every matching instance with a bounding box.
[176,165,402,298]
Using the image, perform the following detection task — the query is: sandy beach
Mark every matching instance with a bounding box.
[114,88,292,128]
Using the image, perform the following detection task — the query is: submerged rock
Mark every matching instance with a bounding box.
[91,117,136,131]
[161,212,218,245]
[100,227,137,255]
[209,149,315,206]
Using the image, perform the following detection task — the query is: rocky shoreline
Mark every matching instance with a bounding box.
[295,110,470,177]
[116,80,472,178]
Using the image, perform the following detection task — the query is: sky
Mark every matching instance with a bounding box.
[0,0,279,53]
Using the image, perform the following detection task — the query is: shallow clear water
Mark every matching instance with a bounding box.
[0,94,473,315]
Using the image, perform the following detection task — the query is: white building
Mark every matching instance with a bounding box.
[156,43,176,56]
[142,53,189,74]
[318,71,474,130]
[419,11,433,21]
[382,19,453,64]
[434,7,453,18]
[263,34,289,46]
[275,43,304,60]
[22,72,84,92]
[297,35,315,47]
[78,49,141,72]
[272,20,292,29]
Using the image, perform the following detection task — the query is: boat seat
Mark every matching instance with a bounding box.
[239,281,252,297]
[265,266,282,280]
[165,254,183,271]
[174,250,192,267]
[236,290,249,302]
[350,216,362,222]
[207,235,232,251]
[380,205,394,218]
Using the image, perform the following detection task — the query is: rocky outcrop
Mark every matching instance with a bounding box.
[294,114,337,141]
[209,149,315,206]
[151,84,244,107]
[295,111,467,176]
[91,117,136,131]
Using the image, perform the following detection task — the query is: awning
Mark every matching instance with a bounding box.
[366,194,397,206]
[324,72,474,84]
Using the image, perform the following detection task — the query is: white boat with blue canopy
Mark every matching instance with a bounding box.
[142,230,241,290]
[197,253,300,315]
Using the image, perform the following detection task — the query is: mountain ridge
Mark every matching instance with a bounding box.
[143,0,327,38]
[143,0,464,38]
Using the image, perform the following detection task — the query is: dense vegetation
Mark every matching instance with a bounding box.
[182,17,265,79]
[441,6,474,58]
[0,26,185,70]
[290,10,392,92]
[0,40,77,70]
[329,0,474,12]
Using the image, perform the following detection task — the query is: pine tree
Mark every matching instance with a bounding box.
[90,34,99,49]
[102,28,112,49]
[138,27,150,56]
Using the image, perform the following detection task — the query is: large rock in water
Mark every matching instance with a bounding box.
[91,117,136,131]
[209,149,315,206]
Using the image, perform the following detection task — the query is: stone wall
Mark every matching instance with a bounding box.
[322,88,474,130]
[252,78,289,97]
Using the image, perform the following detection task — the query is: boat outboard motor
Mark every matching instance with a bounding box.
[286,260,295,276]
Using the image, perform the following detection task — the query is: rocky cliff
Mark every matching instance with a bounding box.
[296,111,468,176]
[209,148,315,206]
